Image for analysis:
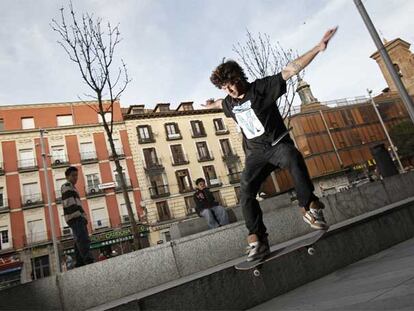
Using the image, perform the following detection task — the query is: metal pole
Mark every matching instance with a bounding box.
[367,90,405,172]
[318,110,344,167]
[354,0,414,124]
[39,129,61,274]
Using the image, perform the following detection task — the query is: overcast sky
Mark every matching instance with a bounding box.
[0,0,413,109]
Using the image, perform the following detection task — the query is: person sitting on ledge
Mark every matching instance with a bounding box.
[193,178,229,229]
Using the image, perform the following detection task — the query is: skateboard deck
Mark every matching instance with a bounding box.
[235,229,327,273]
[271,127,293,146]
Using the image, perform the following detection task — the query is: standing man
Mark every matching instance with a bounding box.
[61,166,94,267]
[204,27,337,261]
[193,178,229,228]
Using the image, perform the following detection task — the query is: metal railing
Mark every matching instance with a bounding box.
[22,193,44,207]
[24,231,50,246]
[17,159,38,171]
[228,172,242,184]
[171,154,189,166]
[80,151,98,162]
[92,218,111,231]
[197,151,214,162]
[144,157,164,170]
[85,185,104,197]
[149,185,170,198]
[51,155,70,167]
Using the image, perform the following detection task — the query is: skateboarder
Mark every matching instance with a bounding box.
[204,27,337,261]
[193,178,229,228]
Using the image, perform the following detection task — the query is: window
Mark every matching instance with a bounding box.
[21,117,35,129]
[92,208,108,229]
[213,118,226,132]
[184,196,196,215]
[19,149,36,168]
[171,144,187,164]
[57,115,73,126]
[115,172,129,187]
[220,139,233,156]
[31,255,50,279]
[203,165,220,186]
[27,219,46,243]
[196,142,211,160]
[111,138,123,155]
[143,148,159,167]
[98,112,112,124]
[51,145,66,163]
[190,120,205,137]
[80,142,96,160]
[23,183,41,204]
[0,119,4,131]
[176,169,193,193]
[137,125,154,143]
[234,187,241,204]
[86,174,100,189]
[156,201,171,222]
[55,178,66,199]
[0,227,10,250]
[165,123,181,139]
[0,188,4,207]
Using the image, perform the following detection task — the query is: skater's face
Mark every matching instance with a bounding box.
[221,80,245,99]
[67,170,78,185]
[196,181,206,190]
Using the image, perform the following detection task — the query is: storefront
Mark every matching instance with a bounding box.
[0,255,23,290]
[62,225,150,261]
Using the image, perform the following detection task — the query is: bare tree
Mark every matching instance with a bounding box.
[233,29,303,122]
[51,2,141,249]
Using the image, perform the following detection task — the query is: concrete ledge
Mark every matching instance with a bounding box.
[104,198,414,311]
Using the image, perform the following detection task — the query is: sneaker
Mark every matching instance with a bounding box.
[302,200,328,230]
[245,234,270,262]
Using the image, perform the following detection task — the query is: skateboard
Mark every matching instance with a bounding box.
[235,229,327,277]
[271,127,293,146]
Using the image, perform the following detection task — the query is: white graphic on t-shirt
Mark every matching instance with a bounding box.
[232,100,264,139]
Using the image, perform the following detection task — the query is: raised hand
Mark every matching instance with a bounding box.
[317,26,338,52]
[201,98,222,109]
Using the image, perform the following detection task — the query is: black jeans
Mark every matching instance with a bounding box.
[240,141,318,239]
[69,217,94,267]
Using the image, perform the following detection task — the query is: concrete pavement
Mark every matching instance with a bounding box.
[250,236,414,310]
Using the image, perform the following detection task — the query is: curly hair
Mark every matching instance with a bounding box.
[210,60,248,89]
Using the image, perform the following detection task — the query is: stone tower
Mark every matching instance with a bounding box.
[370,38,414,94]
[296,77,328,112]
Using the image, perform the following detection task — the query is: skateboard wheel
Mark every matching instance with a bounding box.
[307,247,315,256]
[253,269,261,277]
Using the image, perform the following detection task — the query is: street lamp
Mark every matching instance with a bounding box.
[39,129,60,274]
[367,90,405,173]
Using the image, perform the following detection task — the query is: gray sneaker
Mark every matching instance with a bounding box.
[246,234,270,262]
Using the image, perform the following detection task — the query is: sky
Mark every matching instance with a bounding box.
[0,0,413,109]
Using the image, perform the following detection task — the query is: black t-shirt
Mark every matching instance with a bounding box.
[222,72,291,152]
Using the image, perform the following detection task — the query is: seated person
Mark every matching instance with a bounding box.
[193,178,229,228]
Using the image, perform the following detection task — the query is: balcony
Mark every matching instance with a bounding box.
[92,218,111,231]
[109,147,126,160]
[0,199,9,213]
[22,194,44,209]
[149,185,170,199]
[222,152,240,163]
[0,162,4,175]
[215,128,230,135]
[80,151,98,164]
[228,172,242,184]
[23,231,50,246]
[51,155,70,168]
[197,152,214,162]
[191,130,207,138]
[207,178,222,188]
[138,136,156,144]
[115,178,133,193]
[179,186,194,194]
[166,133,182,141]
[85,185,105,198]
[144,158,165,175]
[17,159,38,173]
[171,154,189,166]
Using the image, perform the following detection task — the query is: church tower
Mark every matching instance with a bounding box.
[296,77,328,112]
[370,38,414,94]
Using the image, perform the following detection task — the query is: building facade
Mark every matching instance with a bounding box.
[0,100,146,287]
[124,102,244,245]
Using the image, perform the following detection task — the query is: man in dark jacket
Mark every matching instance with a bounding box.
[62,166,94,267]
[193,178,229,228]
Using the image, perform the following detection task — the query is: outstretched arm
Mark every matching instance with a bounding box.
[281,26,338,81]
